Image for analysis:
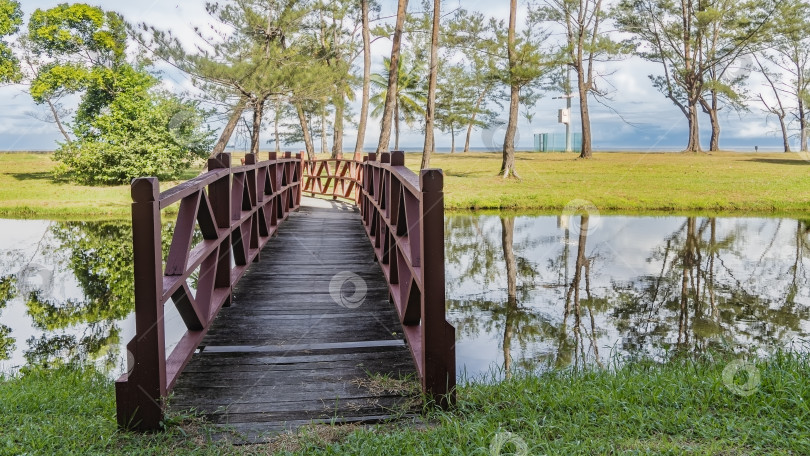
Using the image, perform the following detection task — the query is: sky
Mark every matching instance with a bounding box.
[0,0,793,152]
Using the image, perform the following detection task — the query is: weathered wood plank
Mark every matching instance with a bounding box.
[169,198,418,443]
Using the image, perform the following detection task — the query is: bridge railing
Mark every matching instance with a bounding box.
[359,151,456,407]
[115,151,303,430]
[302,156,363,203]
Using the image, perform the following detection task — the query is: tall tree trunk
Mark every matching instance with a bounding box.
[354,0,372,160]
[801,98,807,152]
[332,97,344,158]
[500,0,520,179]
[700,94,721,151]
[500,216,517,378]
[685,102,702,152]
[394,101,400,150]
[295,104,315,159]
[273,100,281,153]
[421,0,440,170]
[250,97,265,155]
[779,115,790,153]
[464,88,488,153]
[577,70,592,159]
[321,106,328,153]
[376,0,409,154]
[451,127,456,153]
[210,97,248,158]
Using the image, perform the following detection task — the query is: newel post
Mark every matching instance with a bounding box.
[116,177,166,430]
[419,169,456,408]
[208,153,232,304]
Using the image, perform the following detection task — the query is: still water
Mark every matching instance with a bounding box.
[0,215,808,380]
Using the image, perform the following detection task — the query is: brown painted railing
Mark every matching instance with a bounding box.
[115,151,303,430]
[302,157,363,202]
[360,151,456,407]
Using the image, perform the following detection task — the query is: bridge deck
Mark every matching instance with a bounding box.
[170,197,418,442]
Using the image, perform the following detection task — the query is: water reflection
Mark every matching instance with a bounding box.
[0,220,134,371]
[446,215,810,379]
[1,214,808,381]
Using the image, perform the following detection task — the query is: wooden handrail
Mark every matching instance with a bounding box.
[115,151,303,431]
[302,157,363,203]
[359,150,456,407]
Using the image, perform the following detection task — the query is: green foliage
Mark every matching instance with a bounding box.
[0,275,16,360]
[370,54,426,136]
[52,65,213,185]
[0,0,22,83]
[28,3,125,61]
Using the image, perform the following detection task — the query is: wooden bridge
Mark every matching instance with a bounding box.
[114,151,456,439]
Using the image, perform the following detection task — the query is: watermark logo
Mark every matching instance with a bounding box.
[126,348,135,376]
[722,359,761,397]
[725,54,753,83]
[168,108,203,149]
[16,263,54,294]
[561,199,601,236]
[329,271,367,309]
[490,431,529,456]
[481,119,518,152]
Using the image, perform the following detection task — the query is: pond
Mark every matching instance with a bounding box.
[0,215,808,380]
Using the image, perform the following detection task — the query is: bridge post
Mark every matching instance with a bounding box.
[419,169,456,408]
[116,177,166,430]
[296,152,304,205]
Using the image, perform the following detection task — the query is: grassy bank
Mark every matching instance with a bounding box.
[408,151,810,214]
[2,151,810,218]
[2,351,809,454]
[0,153,193,219]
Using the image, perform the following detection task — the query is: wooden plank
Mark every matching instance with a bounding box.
[169,197,418,438]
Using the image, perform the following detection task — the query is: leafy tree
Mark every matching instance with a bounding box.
[537,0,624,158]
[435,63,482,153]
[24,4,211,184]
[0,275,16,360]
[370,54,425,150]
[501,0,550,178]
[146,0,334,159]
[53,65,213,185]
[615,0,770,152]
[758,0,810,151]
[0,0,22,84]
[444,9,501,153]
[21,3,126,143]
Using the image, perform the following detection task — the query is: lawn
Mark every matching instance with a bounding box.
[0,153,196,219]
[2,351,808,455]
[408,151,810,214]
[2,151,809,218]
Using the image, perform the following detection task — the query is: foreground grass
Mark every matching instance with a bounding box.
[407,151,810,214]
[2,151,810,218]
[2,351,809,455]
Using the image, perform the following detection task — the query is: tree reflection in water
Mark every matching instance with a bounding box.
[23,221,134,370]
[445,215,810,379]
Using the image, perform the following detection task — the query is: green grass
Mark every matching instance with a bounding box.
[0,153,198,219]
[2,151,810,218]
[405,151,810,215]
[3,351,809,455]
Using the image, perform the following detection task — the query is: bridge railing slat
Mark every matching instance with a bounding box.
[115,152,303,431]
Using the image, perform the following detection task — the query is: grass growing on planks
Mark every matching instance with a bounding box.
[2,350,809,455]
